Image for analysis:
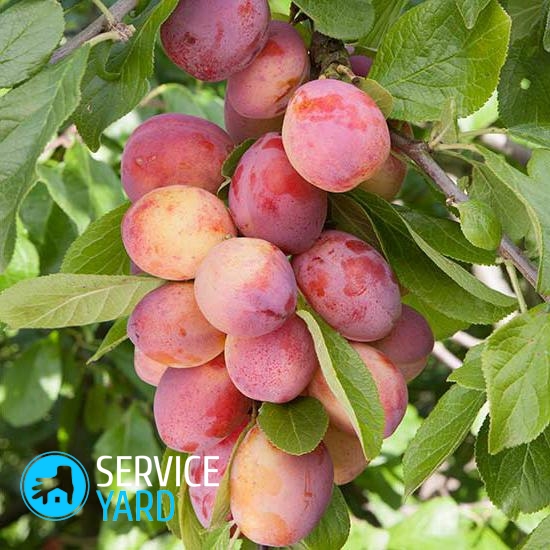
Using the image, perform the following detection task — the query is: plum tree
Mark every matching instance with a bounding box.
[128,282,225,367]
[228,132,328,254]
[308,343,408,438]
[227,20,309,119]
[121,113,233,201]
[188,420,249,528]
[153,354,251,453]
[121,185,236,280]
[323,424,368,485]
[224,98,284,143]
[133,348,168,386]
[194,237,297,337]
[161,0,270,82]
[282,79,390,192]
[372,305,434,381]
[292,230,402,341]
[225,314,319,403]
[230,426,333,546]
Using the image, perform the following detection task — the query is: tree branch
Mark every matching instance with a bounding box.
[390,131,550,303]
[50,0,138,64]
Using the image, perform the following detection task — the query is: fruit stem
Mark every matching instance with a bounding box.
[505,261,528,313]
[91,0,116,26]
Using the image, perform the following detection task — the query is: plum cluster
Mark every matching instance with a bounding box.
[119,0,434,546]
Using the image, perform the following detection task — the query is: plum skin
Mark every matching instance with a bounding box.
[224,97,283,143]
[121,113,233,202]
[194,237,297,337]
[133,348,168,386]
[229,132,328,255]
[282,79,390,192]
[160,0,271,82]
[121,185,237,281]
[128,282,225,367]
[225,314,319,403]
[230,425,333,546]
[292,230,402,342]
[227,20,309,119]
[308,343,408,438]
[372,305,434,381]
[153,355,251,453]
[323,424,368,485]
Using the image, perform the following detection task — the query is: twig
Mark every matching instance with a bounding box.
[390,131,550,303]
[432,342,462,370]
[505,261,528,313]
[50,0,138,64]
[91,0,116,25]
[450,331,483,349]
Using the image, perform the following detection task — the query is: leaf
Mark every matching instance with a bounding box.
[291,486,350,550]
[476,420,550,518]
[455,0,492,28]
[179,483,208,550]
[498,25,550,147]
[87,317,129,364]
[430,98,458,144]
[61,203,130,275]
[202,524,232,550]
[482,304,550,454]
[0,0,64,87]
[403,384,485,496]
[0,274,163,329]
[370,0,511,122]
[293,0,374,41]
[74,0,179,150]
[0,221,39,292]
[221,139,256,178]
[257,397,329,455]
[545,7,550,52]
[93,402,161,498]
[398,207,497,265]
[0,45,90,271]
[0,334,62,427]
[357,78,393,117]
[349,191,516,324]
[521,515,550,549]
[297,299,384,460]
[161,448,187,539]
[448,344,486,391]
[456,200,502,251]
[357,0,408,48]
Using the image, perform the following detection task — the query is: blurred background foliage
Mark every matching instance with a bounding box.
[0,0,546,549]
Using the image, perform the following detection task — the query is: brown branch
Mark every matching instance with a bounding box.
[50,0,138,64]
[391,131,550,303]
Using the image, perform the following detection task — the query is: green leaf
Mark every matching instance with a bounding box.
[505,0,547,44]
[87,317,129,364]
[399,207,497,265]
[297,299,384,460]
[403,384,485,496]
[94,402,161,498]
[476,420,550,518]
[0,334,62,427]
[61,203,130,275]
[370,0,511,122]
[544,7,550,52]
[357,0,408,48]
[74,0,178,150]
[179,483,208,550]
[498,25,550,146]
[0,0,64,87]
[202,524,232,550]
[221,139,256,178]
[521,515,550,549]
[0,45,90,271]
[161,448,187,539]
[475,147,550,294]
[430,98,458,145]
[357,78,393,118]
[482,304,550,454]
[456,200,502,251]
[257,397,329,456]
[293,0,374,41]
[0,221,39,292]
[349,191,516,324]
[455,0,492,28]
[291,486,350,550]
[0,274,163,329]
[448,344,486,391]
